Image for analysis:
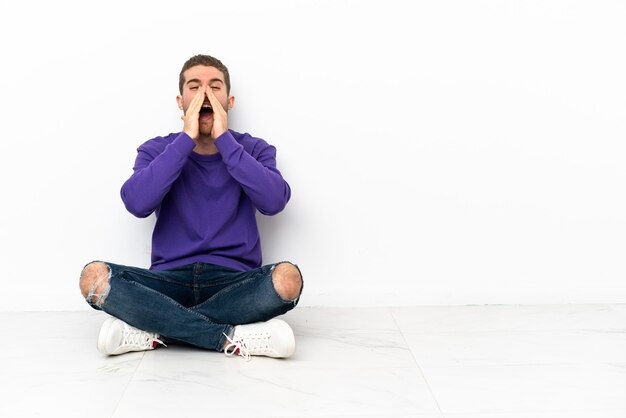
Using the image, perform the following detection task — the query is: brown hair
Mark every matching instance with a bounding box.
[179,54,231,95]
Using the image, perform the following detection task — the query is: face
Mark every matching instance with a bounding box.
[177,65,234,136]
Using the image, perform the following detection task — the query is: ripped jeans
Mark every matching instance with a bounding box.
[81,261,302,351]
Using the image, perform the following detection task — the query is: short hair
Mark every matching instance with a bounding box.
[179,54,231,95]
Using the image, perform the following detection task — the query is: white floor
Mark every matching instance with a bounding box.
[1,305,625,417]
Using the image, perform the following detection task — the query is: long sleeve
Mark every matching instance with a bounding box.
[120,129,289,271]
[215,130,291,215]
[120,133,196,218]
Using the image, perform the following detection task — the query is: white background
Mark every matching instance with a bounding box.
[0,0,624,311]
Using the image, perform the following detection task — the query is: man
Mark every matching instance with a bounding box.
[79,54,302,360]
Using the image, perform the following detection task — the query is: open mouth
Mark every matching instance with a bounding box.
[199,104,213,114]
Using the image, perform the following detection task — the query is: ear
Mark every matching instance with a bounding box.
[227,95,235,110]
[176,95,183,110]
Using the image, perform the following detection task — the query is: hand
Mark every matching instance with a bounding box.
[206,86,228,139]
[181,85,205,140]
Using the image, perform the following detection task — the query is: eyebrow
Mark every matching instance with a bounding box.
[186,78,224,85]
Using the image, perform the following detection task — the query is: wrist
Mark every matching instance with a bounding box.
[183,129,198,141]
[212,128,227,140]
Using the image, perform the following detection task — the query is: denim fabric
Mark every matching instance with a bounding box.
[84,261,302,351]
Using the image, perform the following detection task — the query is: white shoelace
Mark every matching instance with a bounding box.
[223,331,271,361]
[121,323,166,350]
[223,334,251,361]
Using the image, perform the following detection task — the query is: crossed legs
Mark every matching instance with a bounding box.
[79,261,303,356]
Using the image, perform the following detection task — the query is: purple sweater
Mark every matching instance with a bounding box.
[120,130,291,271]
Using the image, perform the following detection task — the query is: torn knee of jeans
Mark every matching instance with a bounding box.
[271,261,303,302]
[80,261,112,307]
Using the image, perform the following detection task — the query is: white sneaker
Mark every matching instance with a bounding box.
[97,317,165,356]
[224,318,295,360]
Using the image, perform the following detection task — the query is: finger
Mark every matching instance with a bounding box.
[206,87,225,113]
[186,87,205,116]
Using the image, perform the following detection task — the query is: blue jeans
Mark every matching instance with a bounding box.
[83,261,302,351]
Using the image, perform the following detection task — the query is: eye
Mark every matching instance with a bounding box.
[210,86,220,91]
[190,86,199,90]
